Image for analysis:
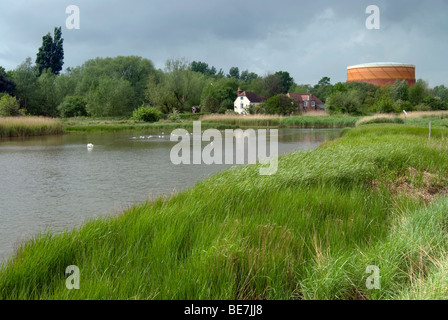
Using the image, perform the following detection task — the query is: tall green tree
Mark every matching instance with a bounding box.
[311,76,333,102]
[263,74,284,97]
[146,59,204,112]
[262,94,297,115]
[86,77,134,117]
[228,67,240,80]
[408,79,429,105]
[275,71,294,93]
[240,70,258,83]
[36,27,64,75]
[12,58,38,114]
[190,61,216,76]
[431,85,448,103]
[0,67,15,95]
[390,79,409,101]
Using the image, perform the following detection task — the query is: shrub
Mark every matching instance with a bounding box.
[0,94,23,116]
[393,100,414,113]
[263,94,298,115]
[167,109,181,122]
[131,105,162,122]
[58,95,87,118]
[325,90,364,115]
[374,95,395,113]
[358,117,405,126]
[415,104,432,112]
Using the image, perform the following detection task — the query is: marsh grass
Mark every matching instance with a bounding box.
[0,117,64,138]
[3,124,448,299]
[200,115,360,129]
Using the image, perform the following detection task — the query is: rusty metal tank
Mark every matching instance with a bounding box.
[347,62,416,86]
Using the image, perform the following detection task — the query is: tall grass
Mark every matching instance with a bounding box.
[200,115,360,129]
[2,124,448,299]
[0,117,64,138]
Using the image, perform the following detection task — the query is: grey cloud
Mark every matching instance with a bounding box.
[0,0,447,85]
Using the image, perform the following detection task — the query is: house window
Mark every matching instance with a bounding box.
[303,101,308,107]
[311,101,315,107]
[240,96,244,100]
[241,103,244,110]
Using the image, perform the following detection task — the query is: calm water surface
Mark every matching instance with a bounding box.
[0,128,340,263]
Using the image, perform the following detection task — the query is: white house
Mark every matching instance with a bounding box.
[234,87,267,115]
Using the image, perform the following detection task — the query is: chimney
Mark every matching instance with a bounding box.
[237,87,243,96]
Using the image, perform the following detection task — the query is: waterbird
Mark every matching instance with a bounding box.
[87,143,94,149]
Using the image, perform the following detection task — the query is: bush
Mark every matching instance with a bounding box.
[374,95,395,113]
[167,109,181,122]
[325,90,364,115]
[263,94,297,115]
[393,100,414,113]
[0,94,23,116]
[58,95,87,118]
[131,105,162,122]
[415,104,432,112]
[358,117,405,126]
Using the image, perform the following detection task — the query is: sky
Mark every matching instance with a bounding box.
[1,0,447,86]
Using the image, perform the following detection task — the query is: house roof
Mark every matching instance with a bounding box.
[240,91,267,103]
[287,93,323,105]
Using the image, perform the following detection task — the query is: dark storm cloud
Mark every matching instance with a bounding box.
[0,0,447,85]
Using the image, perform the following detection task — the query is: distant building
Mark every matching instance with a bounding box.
[347,62,416,86]
[234,87,267,115]
[286,93,325,112]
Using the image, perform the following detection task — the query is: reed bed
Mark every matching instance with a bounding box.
[356,114,404,126]
[399,110,448,119]
[200,114,360,129]
[0,117,64,138]
[3,124,448,299]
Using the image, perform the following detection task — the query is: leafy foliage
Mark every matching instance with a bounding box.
[0,94,23,116]
[131,105,162,122]
[58,95,87,118]
[86,77,135,117]
[36,27,64,75]
[0,67,15,95]
[262,94,298,115]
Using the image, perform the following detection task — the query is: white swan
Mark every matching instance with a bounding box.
[87,143,94,149]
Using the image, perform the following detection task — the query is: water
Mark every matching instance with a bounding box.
[0,128,341,263]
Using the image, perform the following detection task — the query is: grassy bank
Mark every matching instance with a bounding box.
[62,117,239,132]
[200,114,361,129]
[2,124,448,299]
[0,117,64,138]
[63,114,361,132]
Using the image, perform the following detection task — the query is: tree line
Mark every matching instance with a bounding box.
[1,27,448,118]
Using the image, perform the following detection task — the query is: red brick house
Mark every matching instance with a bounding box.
[286,93,325,112]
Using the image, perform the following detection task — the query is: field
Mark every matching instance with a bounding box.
[0,117,64,138]
[2,123,448,299]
